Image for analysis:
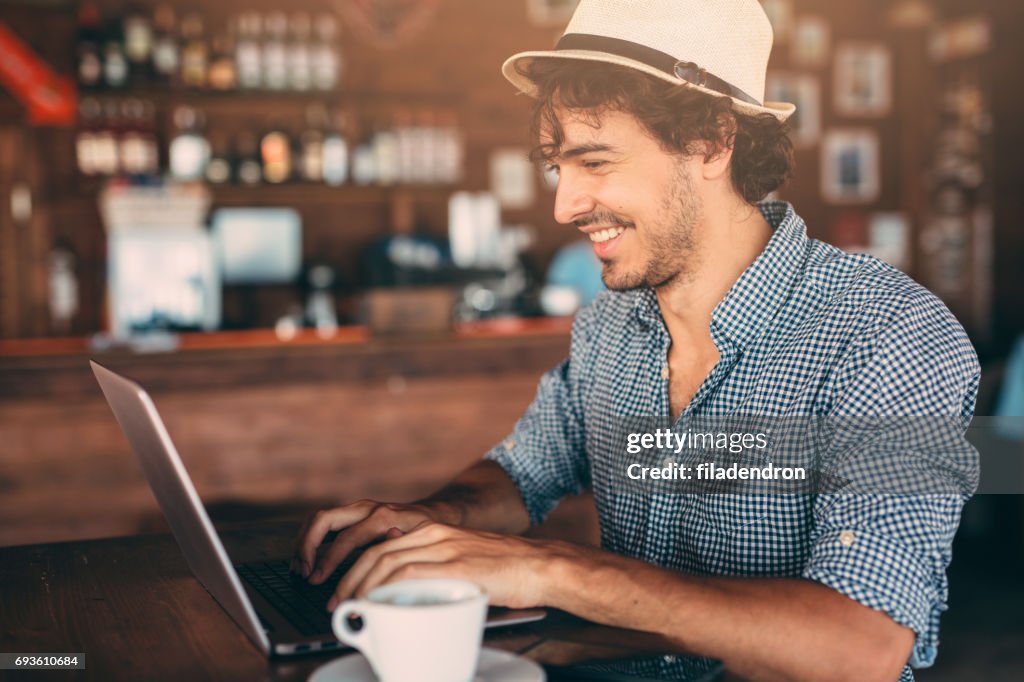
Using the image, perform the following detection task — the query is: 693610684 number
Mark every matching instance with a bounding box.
[1,653,85,669]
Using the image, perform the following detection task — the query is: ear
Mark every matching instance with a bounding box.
[700,112,737,182]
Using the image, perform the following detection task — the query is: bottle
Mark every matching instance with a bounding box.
[435,109,464,185]
[207,33,237,91]
[235,132,262,185]
[261,12,288,90]
[234,12,262,90]
[394,109,415,184]
[118,99,149,176]
[103,19,128,89]
[138,100,161,175]
[351,129,377,186]
[413,109,436,184]
[93,100,121,175]
[299,104,326,182]
[77,1,104,89]
[305,264,338,338]
[311,12,341,91]
[287,13,312,91]
[49,240,79,336]
[321,109,349,186]
[205,132,232,184]
[123,3,153,85]
[260,123,293,184]
[151,5,179,86]
[168,106,210,181]
[75,98,101,176]
[179,12,208,88]
[373,120,400,186]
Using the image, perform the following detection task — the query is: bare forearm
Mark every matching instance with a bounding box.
[417,460,530,535]
[543,548,913,682]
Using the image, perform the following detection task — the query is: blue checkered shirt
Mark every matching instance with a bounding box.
[486,202,980,681]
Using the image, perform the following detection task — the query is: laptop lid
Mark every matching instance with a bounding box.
[91,361,272,654]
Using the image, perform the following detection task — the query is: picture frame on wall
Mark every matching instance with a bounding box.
[792,16,830,68]
[766,72,821,148]
[822,129,880,203]
[834,43,892,117]
[526,0,580,27]
[868,212,910,271]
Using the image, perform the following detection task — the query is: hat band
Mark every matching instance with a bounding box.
[555,33,762,107]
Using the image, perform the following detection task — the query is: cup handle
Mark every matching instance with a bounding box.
[332,600,371,651]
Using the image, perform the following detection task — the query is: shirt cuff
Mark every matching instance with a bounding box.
[802,527,943,668]
[484,439,559,526]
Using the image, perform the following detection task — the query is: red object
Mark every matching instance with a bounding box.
[831,211,869,250]
[0,22,76,126]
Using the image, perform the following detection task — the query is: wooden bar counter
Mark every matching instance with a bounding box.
[0,320,599,550]
[0,522,684,682]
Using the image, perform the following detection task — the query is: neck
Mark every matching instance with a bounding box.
[654,198,773,347]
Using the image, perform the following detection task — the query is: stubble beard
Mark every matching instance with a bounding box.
[600,166,702,293]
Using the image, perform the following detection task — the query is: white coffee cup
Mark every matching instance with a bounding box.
[331,578,489,682]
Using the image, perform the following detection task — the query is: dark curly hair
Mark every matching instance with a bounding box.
[521,59,794,204]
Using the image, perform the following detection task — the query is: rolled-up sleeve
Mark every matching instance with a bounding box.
[802,494,964,667]
[805,294,981,668]
[485,304,597,525]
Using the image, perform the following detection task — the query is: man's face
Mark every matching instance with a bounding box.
[544,108,704,292]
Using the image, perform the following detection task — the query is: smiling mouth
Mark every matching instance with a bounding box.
[588,227,627,243]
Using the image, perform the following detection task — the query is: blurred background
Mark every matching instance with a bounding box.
[0,0,1021,677]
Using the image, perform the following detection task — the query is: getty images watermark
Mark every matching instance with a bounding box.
[624,428,806,482]
[604,416,987,496]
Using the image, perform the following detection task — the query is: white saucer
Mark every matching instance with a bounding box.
[307,647,545,682]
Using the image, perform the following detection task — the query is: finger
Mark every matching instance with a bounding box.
[354,544,460,599]
[328,549,459,611]
[297,502,376,574]
[330,523,453,598]
[310,512,444,583]
[310,514,408,584]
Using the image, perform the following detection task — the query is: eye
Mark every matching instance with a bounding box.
[583,160,607,170]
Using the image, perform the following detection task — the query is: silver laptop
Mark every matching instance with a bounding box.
[91,360,545,656]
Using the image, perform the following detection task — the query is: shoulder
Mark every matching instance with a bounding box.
[801,244,980,414]
[804,241,970,351]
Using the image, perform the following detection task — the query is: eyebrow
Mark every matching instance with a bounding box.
[556,143,620,160]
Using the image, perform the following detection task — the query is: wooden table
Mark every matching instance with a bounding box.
[0,522,689,681]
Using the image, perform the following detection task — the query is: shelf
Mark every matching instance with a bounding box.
[56,180,459,206]
[76,87,465,109]
[208,183,458,206]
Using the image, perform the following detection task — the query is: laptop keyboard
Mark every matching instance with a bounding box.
[236,557,358,637]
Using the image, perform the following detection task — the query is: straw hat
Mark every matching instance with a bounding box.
[502,0,796,121]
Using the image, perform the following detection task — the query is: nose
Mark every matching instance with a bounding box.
[553,169,596,225]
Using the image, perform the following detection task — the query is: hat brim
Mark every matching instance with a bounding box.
[502,50,795,122]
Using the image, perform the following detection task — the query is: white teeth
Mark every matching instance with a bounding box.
[588,227,626,243]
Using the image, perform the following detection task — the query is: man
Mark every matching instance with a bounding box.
[293,1,980,680]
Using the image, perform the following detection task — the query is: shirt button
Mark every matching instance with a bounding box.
[504,439,516,451]
[661,365,670,380]
[839,530,856,547]
[663,655,677,664]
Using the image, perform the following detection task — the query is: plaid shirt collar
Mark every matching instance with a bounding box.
[631,201,807,351]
